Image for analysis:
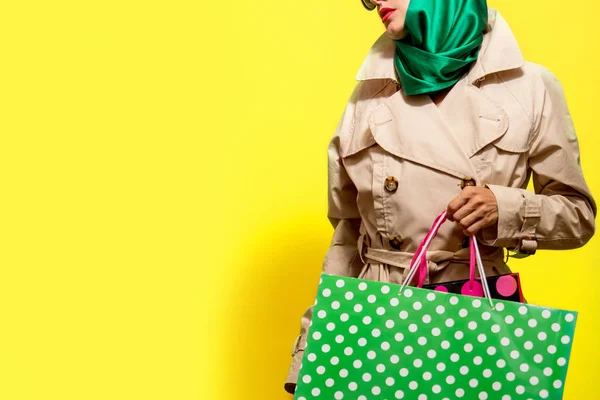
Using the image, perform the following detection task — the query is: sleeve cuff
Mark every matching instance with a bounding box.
[478,184,528,248]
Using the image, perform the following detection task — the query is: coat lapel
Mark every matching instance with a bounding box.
[368,89,479,181]
[439,82,510,159]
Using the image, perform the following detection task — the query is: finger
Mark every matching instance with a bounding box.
[458,207,483,229]
[446,193,468,221]
[448,186,482,221]
[454,203,479,224]
[454,188,491,221]
[463,217,490,236]
[456,195,488,226]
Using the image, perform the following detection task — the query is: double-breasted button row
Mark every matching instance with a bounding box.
[385,176,401,249]
[384,176,398,193]
[387,176,475,191]
[388,175,476,192]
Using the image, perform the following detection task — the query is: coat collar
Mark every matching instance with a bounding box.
[355,8,525,85]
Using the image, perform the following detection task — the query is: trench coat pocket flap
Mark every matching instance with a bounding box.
[340,115,378,158]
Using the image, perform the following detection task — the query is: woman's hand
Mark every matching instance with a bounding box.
[446,187,499,236]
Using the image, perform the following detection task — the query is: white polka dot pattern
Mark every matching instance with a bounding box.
[295,274,577,400]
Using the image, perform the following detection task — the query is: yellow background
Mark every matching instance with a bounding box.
[0,1,598,399]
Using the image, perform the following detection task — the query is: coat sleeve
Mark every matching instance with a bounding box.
[284,84,367,394]
[479,68,596,252]
[323,134,364,275]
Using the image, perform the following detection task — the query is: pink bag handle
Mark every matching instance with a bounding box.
[408,211,448,288]
[406,210,477,289]
[469,240,476,289]
[400,211,494,308]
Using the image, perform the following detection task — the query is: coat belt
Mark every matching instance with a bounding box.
[357,232,506,273]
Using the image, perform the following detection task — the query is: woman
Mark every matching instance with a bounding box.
[284,0,596,394]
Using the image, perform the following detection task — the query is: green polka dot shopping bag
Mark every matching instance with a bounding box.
[294,211,577,400]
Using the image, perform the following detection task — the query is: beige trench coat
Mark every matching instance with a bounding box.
[284,8,596,393]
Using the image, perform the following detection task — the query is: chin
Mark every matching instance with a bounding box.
[385,29,406,41]
[385,22,406,40]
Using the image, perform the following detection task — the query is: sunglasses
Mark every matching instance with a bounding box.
[361,0,376,11]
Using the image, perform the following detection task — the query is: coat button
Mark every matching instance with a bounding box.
[389,236,403,249]
[461,176,476,189]
[384,176,398,193]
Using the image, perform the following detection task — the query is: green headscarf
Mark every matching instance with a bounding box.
[394,0,488,96]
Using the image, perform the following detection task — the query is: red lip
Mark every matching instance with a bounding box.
[379,8,396,22]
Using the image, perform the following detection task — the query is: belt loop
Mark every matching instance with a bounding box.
[357,221,369,264]
[424,262,431,285]
[516,196,542,256]
[357,234,366,264]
